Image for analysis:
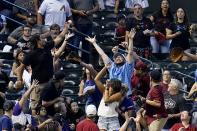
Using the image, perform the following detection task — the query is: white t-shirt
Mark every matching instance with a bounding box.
[125,0,149,9]
[38,0,72,30]
[105,0,116,7]
[98,98,119,117]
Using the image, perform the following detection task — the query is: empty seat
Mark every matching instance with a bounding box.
[62,89,74,94]
[105,13,117,19]
[93,21,100,27]
[188,63,197,69]
[103,30,115,36]
[106,21,118,29]
[167,63,182,69]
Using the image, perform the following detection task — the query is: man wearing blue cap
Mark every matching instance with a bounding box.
[85,30,136,96]
[85,30,136,131]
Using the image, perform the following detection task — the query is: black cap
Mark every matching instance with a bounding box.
[117,14,126,22]
[54,70,65,80]
[150,69,162,82]
[3,100,15,111]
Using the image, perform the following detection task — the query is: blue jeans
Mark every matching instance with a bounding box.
[71,23,92,63]
[150,36,171,53]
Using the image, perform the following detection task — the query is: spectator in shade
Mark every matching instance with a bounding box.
[163,79,186,130]
[11,49,25,77]
[65,53,103,108]
[114,14,127,45]
[67,100,85,130]
[15,25,32,51]
[76,104,99,131]
[125,3,154,59]
[85,29,135,96]
[150,0,174,56]
[41,70,66,116]
[53,101,71,131]
[7,14,49,45]
[94,64,127,131]
[166,8,192,61]
[38,0,72,30]
[12,80,39,129]
[161,70,171,93]
[68,0,99,63]
[116,85,134,131]
[16,24,69,115]
[139,69,168,131]
[35,106,51,131]
[0,100,15,131]
[76,62,102,108]
[131,60,150,98]
[170,110,197,131]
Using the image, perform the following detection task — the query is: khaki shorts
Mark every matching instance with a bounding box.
[30,82,48,110]
[148,118,168,131]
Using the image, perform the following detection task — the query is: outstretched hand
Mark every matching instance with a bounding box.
[112,46,119,54]
[31,79,39,89]
[128,28,136,39]
[85,36,96,44]
[64,32,74,41]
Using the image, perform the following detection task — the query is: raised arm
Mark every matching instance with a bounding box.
[54,33,74,58]
[188,82,197,98]
[18,80,39,108]
[80,62,98,78]
[53,23,70,46]
[127,29,136,63]
[94,66,108,93]
[16,63,25,81]
[184,50,197,61]
[37,13,43,25]
[85,36,112,65]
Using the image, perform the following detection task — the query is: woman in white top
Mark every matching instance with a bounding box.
[94,65,126,131]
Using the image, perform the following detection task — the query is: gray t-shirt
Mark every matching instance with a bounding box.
[9,25,49,40]
[68,0,98,24]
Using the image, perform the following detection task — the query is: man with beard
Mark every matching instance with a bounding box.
[85,30,135,96]
[40,70,66,116]
[15,25,32,51]
[125,3,153,59]
[7,14,49,45]
[16,23,70,115]
[85,30,135,130]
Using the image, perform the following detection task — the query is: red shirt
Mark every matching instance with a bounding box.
[170,123,197,131]
[145,84,167,125]
[160,82,168,94]
[131,73,150,98]
[76,119,99,131]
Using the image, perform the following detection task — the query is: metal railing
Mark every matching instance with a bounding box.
[2,0,31,15]
[0,13,24,26]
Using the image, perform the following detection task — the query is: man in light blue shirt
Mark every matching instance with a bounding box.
[85,29,136,96]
